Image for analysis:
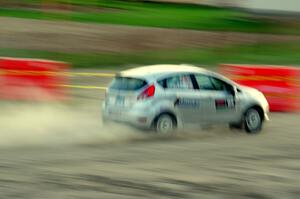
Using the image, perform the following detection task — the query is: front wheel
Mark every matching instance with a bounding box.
[154,114,176,134]
[244,108,263,133]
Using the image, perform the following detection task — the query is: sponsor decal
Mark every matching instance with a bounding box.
[174,98,200,108]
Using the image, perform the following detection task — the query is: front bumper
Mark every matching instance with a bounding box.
[264,112,270,121]
[263,103,270,121]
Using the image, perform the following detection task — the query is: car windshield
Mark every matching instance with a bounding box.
[109,76,147,91]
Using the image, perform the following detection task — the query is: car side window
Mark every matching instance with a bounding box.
[210,77,231,92]
[194,74,234,93]
[194,75,215,90]
[159,74,194,90]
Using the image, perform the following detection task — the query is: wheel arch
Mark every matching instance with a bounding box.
[244,104,265,121]
[151,110,178,128]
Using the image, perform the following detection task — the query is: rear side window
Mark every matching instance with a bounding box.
[109,77,147,91]
[158,74,194,90]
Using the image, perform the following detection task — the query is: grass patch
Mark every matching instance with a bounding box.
[1,1,298,34]
[1,42,299,68]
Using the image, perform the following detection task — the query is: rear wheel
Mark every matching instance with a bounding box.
[154,114,176,134]
[244,108,263,133]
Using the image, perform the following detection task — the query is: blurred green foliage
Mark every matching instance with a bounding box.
[1,42,299,68]
[0,0,299,68]
[1,0,298,34]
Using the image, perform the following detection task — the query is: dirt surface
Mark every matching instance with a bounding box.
[1,17,300,53]
[1,102,300,199]
[1,70,300,198]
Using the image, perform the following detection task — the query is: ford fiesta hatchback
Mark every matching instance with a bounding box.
[102,65,269,134]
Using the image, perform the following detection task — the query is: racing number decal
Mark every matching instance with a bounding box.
[215,98,235,110]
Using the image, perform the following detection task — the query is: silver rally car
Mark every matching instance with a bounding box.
[102,64,269,134]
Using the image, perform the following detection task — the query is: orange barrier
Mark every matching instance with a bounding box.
[221,64,300,112]
[0,57,69,101]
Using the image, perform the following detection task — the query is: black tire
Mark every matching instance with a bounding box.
[244,108,263,134]
[154,113,176,134]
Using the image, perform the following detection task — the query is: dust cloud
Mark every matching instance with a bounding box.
[0,102,242,148]
[0,102,145,148]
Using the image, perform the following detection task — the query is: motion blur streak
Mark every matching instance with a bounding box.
[0,70,115,77]
[59,84,107,90]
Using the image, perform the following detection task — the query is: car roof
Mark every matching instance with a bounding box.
[118,64,209,80]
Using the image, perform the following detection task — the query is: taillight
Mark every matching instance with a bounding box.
[137,85,155,100]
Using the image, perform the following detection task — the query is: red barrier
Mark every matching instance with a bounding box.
[221,64,300,112]
[0,57,69,101]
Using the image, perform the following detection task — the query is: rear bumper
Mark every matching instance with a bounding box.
[102,105,154,128]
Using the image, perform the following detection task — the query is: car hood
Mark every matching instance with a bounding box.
[240,85,261,95]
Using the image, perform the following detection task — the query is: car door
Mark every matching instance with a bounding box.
[192,74,219,122]
[159,74,212,124]
[209,77,239,122]
[193,74,238,123]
